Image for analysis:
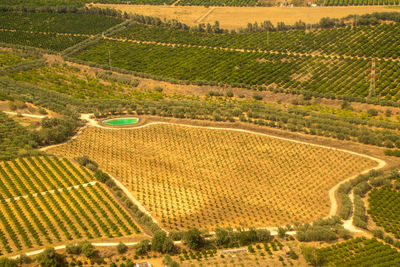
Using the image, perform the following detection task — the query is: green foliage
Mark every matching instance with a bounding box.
[0,11,122,51]
[183,228,204,250]
[296,217,344,242]
[117,242,128,254]
[384,149,400,157]
[0,257,18,267]
[66,243,82,255]
[8,64,155,100]
[177,0,258,6]
[318,237,400,266]
[324,0,399,6]
[163,254,180,267]
[301,246,325,267]
[37,248,67,267]
[80,241,96,258]
[135,239,150,255]
[368,187,400,239]
[74,39,400,102]
[0,52,31,69]
[0,11,123,35]
[0,111,37,160]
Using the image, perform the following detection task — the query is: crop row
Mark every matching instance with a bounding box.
[0,156,91,199]
[114,23,400,59]
[0,156,139,254]
[0,30,86,52]
[319,237,400,266]
[176,0,258,6]
[0,12,123,35]
[368,187,400,239]
[74,40,400,102]
[324,0,399,5]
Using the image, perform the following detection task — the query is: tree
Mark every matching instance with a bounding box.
[163,254,179,267]
[162,237,175,254]
[36,248,67,267]
[80,241,96,258]
[278,226,287,238]
[215,227,231,246]
[183,228,204,250]
[117,242,128,254]
[66,243,82,255]
[136,240,150,255]
[301,246,325,267]
[152,230,167,252]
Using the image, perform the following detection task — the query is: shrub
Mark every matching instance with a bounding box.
[117,242,128,254]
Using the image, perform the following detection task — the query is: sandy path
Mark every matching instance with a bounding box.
[4,111,47,119]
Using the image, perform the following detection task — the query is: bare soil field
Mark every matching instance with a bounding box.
[92,4,399,29]
[49,123,378,231]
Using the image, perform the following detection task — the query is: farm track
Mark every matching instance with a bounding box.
[104,36,400,62]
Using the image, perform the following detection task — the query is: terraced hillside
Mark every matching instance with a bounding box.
[49,124,378,231]
[0,156,140,255]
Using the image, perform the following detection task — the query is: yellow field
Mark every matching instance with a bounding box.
[0,156,139,255]
[92,4,400,30]
[49,124,377,230]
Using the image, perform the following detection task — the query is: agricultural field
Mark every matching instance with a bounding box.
[318,237,400,266]
[49,124,377,230]
[0,156,140,255]
[325,0,400,5]
[0,111,37,161]
[8,64,138,100]
[74,39,400,101]
[114,22,400,59]
[0,52,32,69]
[368,187,400,239]
[175,239,304,266]
[95,5,399,29]
[0,11,123,51]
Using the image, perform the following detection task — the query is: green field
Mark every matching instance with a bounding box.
[0,11,123,51]
[74,39,400,101]
[368,187,400,239]
[0,52,32,69]
[114,22,400,59]
[318,237,400,266]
